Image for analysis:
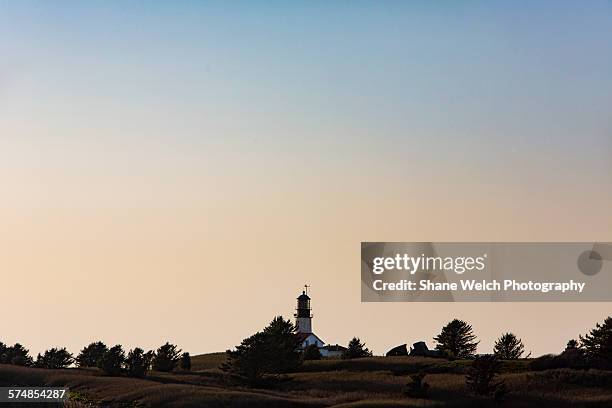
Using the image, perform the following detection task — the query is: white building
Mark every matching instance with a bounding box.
[319,344,347,358]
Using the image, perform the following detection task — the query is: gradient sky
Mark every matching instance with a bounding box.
[1,1,611,357]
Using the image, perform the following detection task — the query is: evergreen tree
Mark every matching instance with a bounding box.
[566,339,580,350]
[35,348,73,369]
[223,332,267,382]
[343,337,373,359]
[4,344,33,366]
[222,316,302,383]
[263,316,300,372]
[125,347,148,378]
[434,319,479,358]
[558,338,587,368]
[152,342,181,372]
[0,342,7,364]
[493,333,525,359]
[98,345,125,376]
[143,350,155,371]
[580,316,612,367]
[180,352,191,371]
[76,341,108,367]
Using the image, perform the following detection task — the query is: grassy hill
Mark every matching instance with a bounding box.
[191,352,227,371]
[1,355,611,407]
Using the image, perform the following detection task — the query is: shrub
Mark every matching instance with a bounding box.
[35,348,73,369]
[152,342,182,372]
[125,347,148,378]
[76,342,108,368]
[465,354,505,398]
[530,343,588,371]
[527,368,612,388]
[180,352,191,371]
[98,345,125,376]
[343,337,373,359]
[434,319,478,359]
[494,333,525,359]
[303,344,322,360]
[404,371,429,398]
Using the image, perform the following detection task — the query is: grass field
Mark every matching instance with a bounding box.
[190,352,227,371]
[1,355,611,407]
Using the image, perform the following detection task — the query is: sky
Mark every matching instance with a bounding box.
[0,1,611,357]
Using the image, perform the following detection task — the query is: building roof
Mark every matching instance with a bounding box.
[296,332,324,345]
[321,344,347,352]
[297,291,310,300]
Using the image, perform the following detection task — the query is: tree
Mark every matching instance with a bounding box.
[434,319,478,358]
[180,352,191,371]
[76,341,108,367]
[222,316,302,383]
[3,344,33,366]
[559,338,587,368]
[580,316,612,367]
[222,331,269,382]
[152,342,181,372]
[0,342,7,364]
[125,348,148,378]
[262,316,300,373]
[143,350,155,371]
[493,333,525,359]
[465,354,505,400]
[98,345,125,376]
[566,339,580,351]
[303,344,322,360]
[343,337,373,359]
[35,348,73,369]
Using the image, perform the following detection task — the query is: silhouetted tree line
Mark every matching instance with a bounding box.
[1,314,611,391]
[83,341,187,377]
[0,340,191,377]
[418,317,612,403]
[222,315,612,386]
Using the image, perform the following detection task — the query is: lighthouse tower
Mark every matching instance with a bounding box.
[294,286,313,333]
[293,286,340,356]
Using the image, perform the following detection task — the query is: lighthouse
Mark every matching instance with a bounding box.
[295,287,313,333]
[293,286,322,347]
[292,286,346,357]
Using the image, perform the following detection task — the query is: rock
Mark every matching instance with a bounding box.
[386,344,408,356]
[409,341,429,356]
[409,341,443,357]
